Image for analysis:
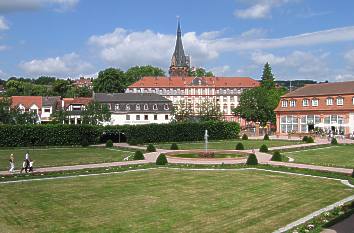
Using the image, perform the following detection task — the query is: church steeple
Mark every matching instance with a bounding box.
[169,18,190,77]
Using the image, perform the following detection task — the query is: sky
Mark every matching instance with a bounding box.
[0,0,354,81]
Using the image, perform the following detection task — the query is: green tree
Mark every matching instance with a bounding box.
[260,62,275,89]
[188,67,214,77]
[53,79,71,96]
[81,102,111,125]
[0,97,12,124]
[198,100,222,121]
[93,68,126,93]
[51,109,69,124]
[125,65,165,85]
[33,76,57,85]
[172,100,193,122]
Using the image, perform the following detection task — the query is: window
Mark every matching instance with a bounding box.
[223,96,227,102]
[326,98,333,106]
[230,96,234,102]
[302,99,309,107]
[153,104,158,110]
[136,115,140,120]
[126,115,130,120]
[311,99,319,107]
[223,104,228,113]
[336,97,344,106]
[280,115,299,133]
[352,97,354,105]
[281,100,288,107]
[289,100,296,107]
[164,104,169,110]
[144,104,148,110]
[165,115,169,120]
[115,104,120,111]
[126,104,130,110]
[144,115,148,120]
[154,115,157,120]
[44,108,50,113]
[136,104,140,110]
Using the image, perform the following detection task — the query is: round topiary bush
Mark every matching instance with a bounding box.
[242,134,248,140]
[81,138,89,147]
[133,151,145,160]
[306,136,314,143]
[156,153,168,165]
[170,143,179,150]
[271,150,283,161]
[259,144,269,153]
[105,139,113,148]
[302,136,309,142]
[246,154,258,165]
[235,142,244,150]
[331,138,338,145]
[146,144,156,152]
[263,134,270,140]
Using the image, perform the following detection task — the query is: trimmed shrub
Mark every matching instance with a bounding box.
[263,134,270,140]
[331,138,338,145]
[146,144,156,152]
[259,144,269,153]
[170,143,179,150]
[235,142,244,150]
[271,150,283,161]
[242,134,248,140]
[133,151,145,160]
[81,138,89,147]
[306,136,314,143]
[302,136,309,142]
[156,153,168,165]
[246,154,258,165]
[105,139,113,148]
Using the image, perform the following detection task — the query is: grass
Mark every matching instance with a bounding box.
[156,139,303,150]
[168,153,245,159]
[0,147,134,170]
[284,144,354,168]
[0,168,352,233]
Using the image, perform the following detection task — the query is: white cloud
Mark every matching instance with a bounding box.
[234,0,295,19]
[251,51,285,65]
[209,65,231,76]
[0,0,79,13]
[335,74,354,81]
[344,49,354,65]
[0,16,9,30]
[19,52,92,77]
[0,45,8,51]
[241,28,267,38]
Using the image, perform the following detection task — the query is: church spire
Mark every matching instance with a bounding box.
[169,18,190,77]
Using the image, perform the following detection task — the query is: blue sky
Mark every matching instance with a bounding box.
[0,0,354,81]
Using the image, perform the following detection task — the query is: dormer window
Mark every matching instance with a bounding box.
[136,104,140,110]
[302,99,309,107]
[281,100,288,108]
[336,97,344,106]
[289,100,296,107]
[164,104,169,110]
[115,104,120,111]
[126,104,130,110]
[153,104,158,110]
[311,99,319,107]
[326,98,333,106]
[144,104,148,110]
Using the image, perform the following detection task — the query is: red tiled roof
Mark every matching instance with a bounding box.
[128,76,259,88]
[11,96,42,109]
[63,97,92,108]
[283,81,354,98]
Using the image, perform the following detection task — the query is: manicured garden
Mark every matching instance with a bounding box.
[156,139,303,150]
[167,153,245,159]
[0,147,134,170]
[0,168,352,233]
[285,144,354,168]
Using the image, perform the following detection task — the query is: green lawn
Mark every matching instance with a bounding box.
[0,169,352,233]
[285,144,354,168]
[0,147,134,170]
[168,153,245,159]
[156,139,303,150]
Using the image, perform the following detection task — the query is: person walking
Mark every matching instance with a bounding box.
[9,154,15,173]
[20,160,27,173]
[25,152,30,172]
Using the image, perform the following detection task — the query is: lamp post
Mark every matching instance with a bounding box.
[204,129,208,153]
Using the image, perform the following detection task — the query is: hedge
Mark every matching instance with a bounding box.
[0,121,240,147]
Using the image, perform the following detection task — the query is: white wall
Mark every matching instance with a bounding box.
[109,113,171,125]
[350,113,354,134]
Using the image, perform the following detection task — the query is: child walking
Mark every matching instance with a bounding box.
[9,154,15,173]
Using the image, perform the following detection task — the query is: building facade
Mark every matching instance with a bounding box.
[94,93,173,125]
[62,97,92,124]
[275,81,354,137]
[127,76,259,123]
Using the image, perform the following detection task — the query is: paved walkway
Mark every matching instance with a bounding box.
[321,214,354,233]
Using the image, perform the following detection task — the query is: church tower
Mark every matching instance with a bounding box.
[169,19,190,77]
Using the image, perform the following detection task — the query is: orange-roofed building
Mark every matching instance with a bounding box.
[62,97,93,124]
[127,76,259,124]
[274,81,354,138]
